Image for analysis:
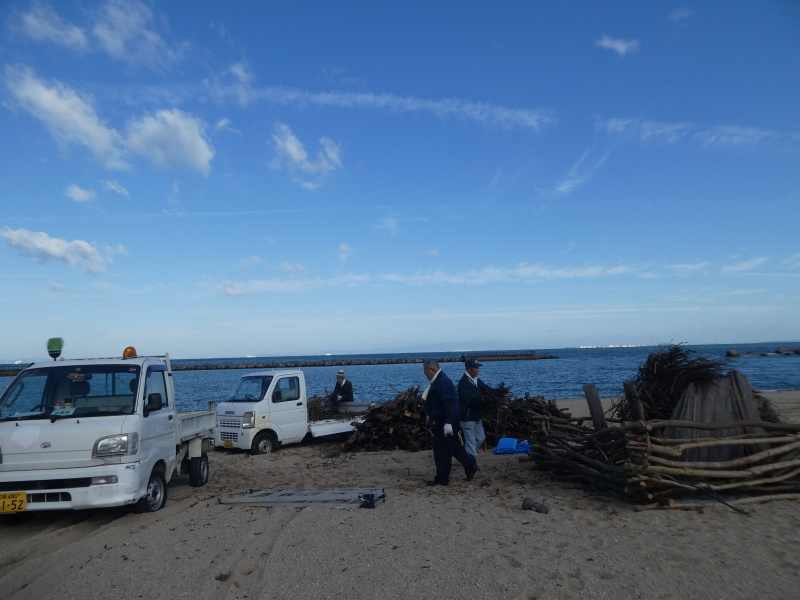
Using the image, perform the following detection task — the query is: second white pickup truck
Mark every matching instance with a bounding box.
[214,369,360,454]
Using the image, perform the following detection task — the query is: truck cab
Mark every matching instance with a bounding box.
[215,369,359,455]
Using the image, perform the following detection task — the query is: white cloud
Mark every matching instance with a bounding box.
[210,85,553,132]
[551,148,611,196]
[92,0,182,68]
[214,118,240,134]
[379,217,399,236]
[596,36,640,56]
[19,3,88,50]
[694,126,781,151]
[338,243,352,264]
[125,109,214,175]
[0,227,114,274]
[4,65,127,169]
[65,184,96,202]
[278,262,309,279]
[236,256,264,268]
[219,279,244,296]
[782,253,800,268]
[224,62,255,106]
[722,257,768,273]
[103,180,129,197]
[668,8,694,22]
[667,262,711,274]
[425,249,439,256]
[270,124,342,189]
[597,118,693,144]
[47,281,67,292]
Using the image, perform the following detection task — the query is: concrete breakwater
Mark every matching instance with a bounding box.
[171,352,558,372]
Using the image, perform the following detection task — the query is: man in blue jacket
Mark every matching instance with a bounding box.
[422,359,477,486]
[457,358,490,464]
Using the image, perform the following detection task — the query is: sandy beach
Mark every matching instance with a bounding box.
[2,391,799,600]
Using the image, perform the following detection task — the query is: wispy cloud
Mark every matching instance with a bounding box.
[214,118,240,134]
[5,65,127,169]
[338,243,352,265]
[278,262,308,279]
[667,8,695,22]
[125,109,215,175]
[209,83,553,132]
[103,180,129,197]
[270,123,342,189]
[0,227,120,274]
[65,184,96,202]
[236,256,264,268]
[782,253,800,269]
[552,147,611,196]
[667,262,711,274]
[47,281,67,292]
[597,118,693,144]
[425,249,439,256]
[218,279,244,296]
[693,125,782,151]
[596,36,640,56]
[19,3,88,50]
[378,217,399,236]
[722,257,768,273]
[16,1,185,70]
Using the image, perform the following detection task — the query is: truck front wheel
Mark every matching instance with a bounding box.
[189,452,209,487]
[133,469,168,513]
[251,432,277,455]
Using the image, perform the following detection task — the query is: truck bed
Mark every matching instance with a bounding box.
[308,417,362,438]
[176,402,216,442]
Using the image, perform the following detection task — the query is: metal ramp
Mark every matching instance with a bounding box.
[219,488,386,509]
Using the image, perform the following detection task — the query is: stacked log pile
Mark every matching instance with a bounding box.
[345,384,576,452]
[530,346,799,508]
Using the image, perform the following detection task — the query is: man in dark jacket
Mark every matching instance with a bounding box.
[327,369,354,409]
[422,359,477,486]
[458,358,490,464]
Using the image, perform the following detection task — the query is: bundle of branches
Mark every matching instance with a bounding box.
[345,386,432,452]
[614,345,726,422]
[481,384,579,447]
[307,396,344,422]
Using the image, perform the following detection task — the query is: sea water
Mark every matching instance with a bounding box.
[1,342,797,412]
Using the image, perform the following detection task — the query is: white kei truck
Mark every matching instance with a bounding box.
[0,349,215,516]
[214,369,359,454]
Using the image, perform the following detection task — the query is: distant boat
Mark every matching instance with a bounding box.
[14,360,21,364]
[246,355,256,358]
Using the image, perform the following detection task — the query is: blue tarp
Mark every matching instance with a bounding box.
[493,438,532,454]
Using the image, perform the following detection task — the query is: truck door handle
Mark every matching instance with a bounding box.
[168,415,174,420]
[296,402,302,406]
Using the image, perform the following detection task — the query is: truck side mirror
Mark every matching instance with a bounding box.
[272,390,282,402]
[145,392,163,416]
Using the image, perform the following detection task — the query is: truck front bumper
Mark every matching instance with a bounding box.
[214,426,256,450]
[0,463,142,511]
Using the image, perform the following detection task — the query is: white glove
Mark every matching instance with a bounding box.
[443,423,453,436]
[337,394,342,401]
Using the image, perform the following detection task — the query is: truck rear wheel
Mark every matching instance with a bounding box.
[251,432,277,455]
[133,469,167,513]
[189,452,209,487]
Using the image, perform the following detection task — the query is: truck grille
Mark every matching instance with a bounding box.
[218,418,241,428]
[29,492,71,504]
[0,478,91,492]
[219,432,238,441]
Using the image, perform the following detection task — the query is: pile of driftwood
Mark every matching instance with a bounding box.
[531,346,800,509]
[345,384,576,452]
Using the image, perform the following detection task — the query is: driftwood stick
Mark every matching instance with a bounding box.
[623,380,646,421]
[628,435,800,457]
[642,457,800,479]
[624,420,800,433]
[638,466,800,493]
[643,439,800,469]
[634,493,800,511]
[583,383,608,431]
[640,431,791,444]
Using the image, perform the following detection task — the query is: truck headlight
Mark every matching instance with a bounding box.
[242,411,255,428]
[93,433,139,457]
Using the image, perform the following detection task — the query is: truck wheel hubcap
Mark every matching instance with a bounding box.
[147,478,164,509]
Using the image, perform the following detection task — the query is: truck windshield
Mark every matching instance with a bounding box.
[0,365,141,421]
[226,376,273,402]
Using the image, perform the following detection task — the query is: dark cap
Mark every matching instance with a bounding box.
[465,358,483,369]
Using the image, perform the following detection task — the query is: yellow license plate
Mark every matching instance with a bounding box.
[0,492,26,513]
[223,439,233,449]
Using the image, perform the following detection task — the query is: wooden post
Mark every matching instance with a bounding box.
[583,383,608,431]
[623,380,646,421]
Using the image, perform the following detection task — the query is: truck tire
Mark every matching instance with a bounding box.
[133,469,168,513]
[189,452,209,487]
[251,432,277,455]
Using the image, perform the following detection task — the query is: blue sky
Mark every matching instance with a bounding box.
[1,1,799,361]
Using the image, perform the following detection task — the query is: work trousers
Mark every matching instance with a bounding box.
[459,419,485,458]
[432,421,476,483]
